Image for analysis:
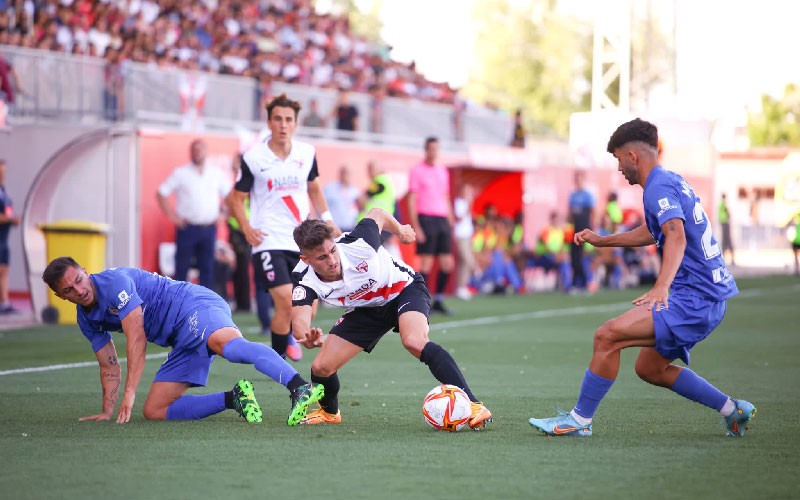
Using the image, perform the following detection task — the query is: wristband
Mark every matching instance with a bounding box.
[321,211,333,222]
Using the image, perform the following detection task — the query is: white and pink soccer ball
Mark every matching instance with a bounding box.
[422,384,472,432]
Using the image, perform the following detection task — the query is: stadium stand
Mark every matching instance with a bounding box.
[0,0,512,146]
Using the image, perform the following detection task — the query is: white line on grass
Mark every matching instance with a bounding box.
[0,352,168,376]
[2,284,796,377]
[430,284,800,332]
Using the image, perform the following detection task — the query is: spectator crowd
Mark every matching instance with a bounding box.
[0,0,461,104]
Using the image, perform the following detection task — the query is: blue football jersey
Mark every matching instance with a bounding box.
[642,167,738,301]
[77,267,194,351]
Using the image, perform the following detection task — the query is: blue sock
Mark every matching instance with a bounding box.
[573,369,615,419]
[166,393,226,420]
[670,368,729,411]
[222,337,299,387]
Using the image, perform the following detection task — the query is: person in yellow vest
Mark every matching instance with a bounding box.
[535,211,569,290]
[605,192,623,228]
[471,205,499,282]
[228,155,252,313]
[359,161,396,237]
[718,193,735,266]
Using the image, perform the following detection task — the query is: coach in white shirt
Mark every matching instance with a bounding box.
[157,139,231,290]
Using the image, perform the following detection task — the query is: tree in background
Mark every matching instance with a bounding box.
[463,0,592,138]
[748,84,800,146]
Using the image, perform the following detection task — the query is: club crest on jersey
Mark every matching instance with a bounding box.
[347,278,377,301]
[107,306,119,315]
[355,260,369,273]
[292,286,306,301]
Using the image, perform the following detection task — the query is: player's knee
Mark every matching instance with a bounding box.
[592,323,616,353]
[401,335,428,358]
[142,404,167,421]
[311,359,335,378]
[634,362,666,386]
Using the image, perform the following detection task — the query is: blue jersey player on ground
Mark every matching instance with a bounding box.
[528,118,756,437]
[42,256,323,425]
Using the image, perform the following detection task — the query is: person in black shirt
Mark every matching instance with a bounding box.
[332,89,359,136]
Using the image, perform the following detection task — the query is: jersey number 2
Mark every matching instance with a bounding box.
[693,202,721,260]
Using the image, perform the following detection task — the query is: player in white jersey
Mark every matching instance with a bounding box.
[227,94,340,362]
[290,207,493,429]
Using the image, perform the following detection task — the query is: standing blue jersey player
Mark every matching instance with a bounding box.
[528,118,756,437]
[42,257,323,425]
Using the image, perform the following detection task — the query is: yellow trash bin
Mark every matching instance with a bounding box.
[39,220,110,324]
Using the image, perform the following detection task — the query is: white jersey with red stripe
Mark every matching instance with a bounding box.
[236,135,319,253]
[292,219,417,309]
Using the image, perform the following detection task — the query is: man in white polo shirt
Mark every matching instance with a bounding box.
[157,139,231,291]
[227,93,340,362]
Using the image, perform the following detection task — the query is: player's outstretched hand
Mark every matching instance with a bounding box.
[116,393,135,424]
[295,327,325,349]
[632,284,670,311]
[79,412,113,422]
[397,224,416,244]
[574,229,601,246]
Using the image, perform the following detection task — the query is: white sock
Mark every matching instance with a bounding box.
[719,398,735,417]
[570,409,592,426]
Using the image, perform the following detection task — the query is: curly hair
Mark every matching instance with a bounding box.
[266,93,302,120]
[294,219,334,251]
[606,118,659,153]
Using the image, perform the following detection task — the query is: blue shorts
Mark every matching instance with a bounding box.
[0,241,9,265]
[154,289,237,387]
[652,292,727,365]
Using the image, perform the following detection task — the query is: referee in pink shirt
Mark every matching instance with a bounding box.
[407,136,454,315]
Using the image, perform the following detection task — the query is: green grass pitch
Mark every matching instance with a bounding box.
[1,275,798,499]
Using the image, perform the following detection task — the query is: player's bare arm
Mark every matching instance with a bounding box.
[632,218,686,311]
[367,208,416,244]
[575,223,655,248]
[406,192,425,243]
[80,340,121,422]
[308,178,342,237]
[290,304,323,349]
[226,189,265,246]
[117,306,148,424]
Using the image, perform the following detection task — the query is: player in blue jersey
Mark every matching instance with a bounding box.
[42,256,323,425]
[528,118,756,437]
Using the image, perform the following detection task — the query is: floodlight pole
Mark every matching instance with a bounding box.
[591,0,631,112]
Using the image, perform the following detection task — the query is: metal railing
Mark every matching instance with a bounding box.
[2,45,513,148]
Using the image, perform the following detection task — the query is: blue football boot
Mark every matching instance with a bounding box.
[723,399,756,437]
[528,408,592,437]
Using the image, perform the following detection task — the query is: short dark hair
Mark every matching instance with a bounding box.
[606,118,658,153]
[266,93,302,120]
[42,256,81,291]
[424,136,438,148]
[293,219,334,251]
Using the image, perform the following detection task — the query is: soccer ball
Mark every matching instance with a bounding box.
[422,384,472,432]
